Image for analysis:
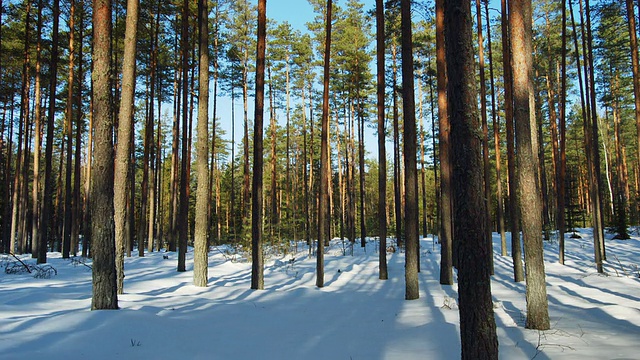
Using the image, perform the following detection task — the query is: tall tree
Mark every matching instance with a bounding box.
[250,0,266,290]
[62,0,78,259]
[628,0,640,215]
[502,0,524,282]
[476,0,493,273]
[31,0,44,259]
[510,0,550,330]
[113,0,140,294]
[40,0,61,263]
[401,0,419,300]
[558,0,568,264]
[91,0,118,310]
[445,0,499,357]
[193,0,211,288]
[485,0,507,258]
[317,0,332,289]
[376,0,388,280]
[436,0,453,285]
[177,0,190,272]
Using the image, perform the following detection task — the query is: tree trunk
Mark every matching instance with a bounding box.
[193,0,211,288]
[401,0,419,301]
[436,0,453,285]
[31,0,44,259]
[485,0,507,258]
[113,0,139,294]
[476,0,493,274]
[250,0,266,290]
[626,0,640,224]
[510,0,550,331]
[91,0,118,310]
[177,0,190,273]
[317,0,332,288]
[444,0,499,357]
[41,0,61,263]
[558,0,568,264]
[501,0,524,283]
[377,0,387,280]
[63,0,77,259]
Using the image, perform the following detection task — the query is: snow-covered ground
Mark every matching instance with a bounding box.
[1,229,639,359]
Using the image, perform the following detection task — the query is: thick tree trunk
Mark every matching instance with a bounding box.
[510,0,550,331]
[401,0,419,301]
[193,0,211,288]
[91,0,118,310]
[445,0,499,357]
[113,0,139,294]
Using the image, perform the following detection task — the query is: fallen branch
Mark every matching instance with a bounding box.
[9,252,32,274]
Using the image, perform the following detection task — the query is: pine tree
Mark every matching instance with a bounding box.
[193,0,211,288]
[250,0,266,290]
[444,0,498,357]
[91,0,118,310]
[510,0,550,330]
[401,0,419,301]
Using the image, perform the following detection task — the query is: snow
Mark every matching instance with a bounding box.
[1,229,639,359]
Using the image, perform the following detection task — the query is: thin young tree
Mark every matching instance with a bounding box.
[250,0,266,290]
[40,0,61,263]
[376,0,388,280]
[62,0,77,259]
[485,0,507,258]
[193,0,211,288]
[559,0,568,264]
[476,0,493,273]
[177,0,190,272]
[91,0,118,310]
[113,0,139,294]
[317,0,332,289]
[401,0,419,300]
[445,0,499,357]
[31,0,44,259]
[510,0,550,330]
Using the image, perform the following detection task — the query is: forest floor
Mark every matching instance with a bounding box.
[1,228,639,359]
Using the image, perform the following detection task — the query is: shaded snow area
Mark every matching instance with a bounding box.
[1,229,639,359]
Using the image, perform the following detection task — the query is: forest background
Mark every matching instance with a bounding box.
[1,0,639,316]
